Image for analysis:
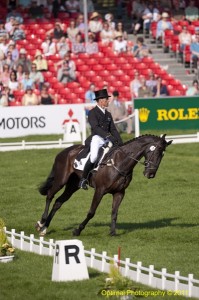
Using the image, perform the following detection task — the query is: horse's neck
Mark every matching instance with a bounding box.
[121,140,145,160]
[110,142,144,172]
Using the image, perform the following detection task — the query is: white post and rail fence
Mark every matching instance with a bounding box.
[4,228,199,298]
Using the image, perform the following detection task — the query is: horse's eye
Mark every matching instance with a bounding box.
[149,145,156,151]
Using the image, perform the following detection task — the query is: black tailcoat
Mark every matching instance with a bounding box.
[85,105,122,146]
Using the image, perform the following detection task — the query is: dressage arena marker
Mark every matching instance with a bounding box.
[62,119,82,143]
[52,240,89,282]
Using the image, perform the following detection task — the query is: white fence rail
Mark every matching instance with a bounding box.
[0,140,73,152]
[166,132,199,144]
[4,228,199,298]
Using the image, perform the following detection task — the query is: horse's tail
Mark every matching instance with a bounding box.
[38,168,54,196]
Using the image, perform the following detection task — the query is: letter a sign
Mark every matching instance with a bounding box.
[62,109,81,142]
[52,240,89,281]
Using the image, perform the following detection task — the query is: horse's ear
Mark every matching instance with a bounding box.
[167,140,173,146]
[160,134,167,140]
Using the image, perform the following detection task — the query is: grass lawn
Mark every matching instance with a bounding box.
[0,132,198,300]
[0,250,193,300]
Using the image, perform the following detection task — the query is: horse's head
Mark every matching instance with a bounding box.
[143,134,172,179]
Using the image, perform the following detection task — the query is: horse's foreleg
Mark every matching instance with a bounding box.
[110,191,125,236]
[73,190,103,236]
[39,181,79,236]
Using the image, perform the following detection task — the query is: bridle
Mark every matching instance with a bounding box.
[119,140,165,170]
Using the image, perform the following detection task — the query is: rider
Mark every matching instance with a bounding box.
[78,88,123,190]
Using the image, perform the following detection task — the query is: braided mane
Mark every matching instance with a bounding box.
[122,134,161,146]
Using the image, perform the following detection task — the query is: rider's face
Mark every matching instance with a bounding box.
[100,97,109,108]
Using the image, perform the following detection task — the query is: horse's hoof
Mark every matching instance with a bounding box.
[35,221,43,232]
[109,231,116,236]
[72,228,80,236]
[39,226,47,236]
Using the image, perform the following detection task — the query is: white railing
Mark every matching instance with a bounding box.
[4,228,199,298]
[166,132,199,144]
[0,140,73,151]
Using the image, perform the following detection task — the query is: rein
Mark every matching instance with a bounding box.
[109,139,164,175]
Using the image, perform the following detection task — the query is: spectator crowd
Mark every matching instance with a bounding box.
[0,0,199,107]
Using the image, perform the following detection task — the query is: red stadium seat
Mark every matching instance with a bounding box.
[77,65,89,72]
[173,24,182,34]
[98,70,110,78]
[92,64,104,71]
[59,87,71,96]
[141,56,154,64]
[169,90,184,96]
[113,56,128,65]
[52,81,65,91]
[111,69,124,77]
[187,25,196,35]
[43,71,53,79]
[9,100,22,106]
[58,98,69,104]
[121,63,132,71]
[177,20,189,27]
[92,75,103,84]
[75,58,84,66]
[84,70,96,79]
[66,81,80,89]
[72,98,84,104]
[98,57,112,65]
[85,58,97,66]
[106,64,118,71]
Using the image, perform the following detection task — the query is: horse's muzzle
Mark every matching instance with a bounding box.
[143,170,156,179]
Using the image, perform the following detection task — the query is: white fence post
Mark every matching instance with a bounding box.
[11,229,15,246]
[113,254,118,267]
[49,239,54,256]
[174,271,180,291]
[20,231,24,250]
[188,274,193,297]
[125,258,130,277]
[90,248,95,268]
[39,237,44,255]
[136,261,142,282]
[101,251,107,272]
[149,265,154,285]
[30,234,34,252]
[161,268,167,290]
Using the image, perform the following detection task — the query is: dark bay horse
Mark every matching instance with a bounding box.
[36,134,172,236]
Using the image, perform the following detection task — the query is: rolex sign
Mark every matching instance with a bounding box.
[134,97,199,130]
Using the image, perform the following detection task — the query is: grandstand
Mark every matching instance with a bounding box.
[1,1,199,106]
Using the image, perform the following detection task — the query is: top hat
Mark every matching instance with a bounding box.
[94,89,111,100]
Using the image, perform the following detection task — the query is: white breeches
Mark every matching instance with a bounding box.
[90,135,106,163]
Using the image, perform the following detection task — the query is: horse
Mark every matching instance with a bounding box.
[35,134,172,236]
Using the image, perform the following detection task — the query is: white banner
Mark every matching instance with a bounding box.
[0,105,86,142]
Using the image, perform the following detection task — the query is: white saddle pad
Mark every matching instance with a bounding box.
[73,153,90,171]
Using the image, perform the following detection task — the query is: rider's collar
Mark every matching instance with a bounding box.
[97,104,106,114]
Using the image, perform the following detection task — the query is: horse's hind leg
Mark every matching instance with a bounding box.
[73,189,103,236]
[39,177,79,236]
[36,180,65,232]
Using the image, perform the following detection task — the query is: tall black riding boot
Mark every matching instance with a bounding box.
[78,158,94,190]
